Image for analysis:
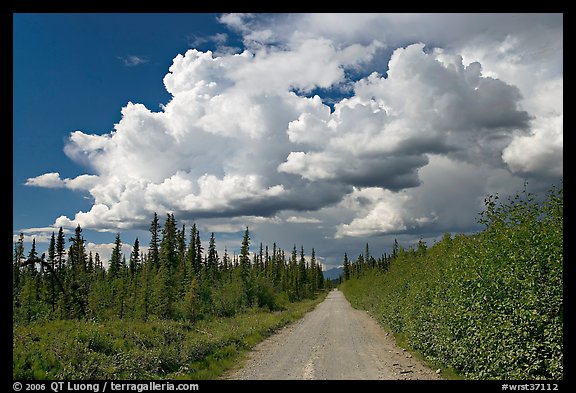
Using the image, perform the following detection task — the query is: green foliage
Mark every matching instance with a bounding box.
[108,234,122,280]
[210,277,247,317]
[13,294,326,380]
[341,185,563,380]
[13,211,329,379]
[180,277,200,321]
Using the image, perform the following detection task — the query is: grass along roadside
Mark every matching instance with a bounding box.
[13,292,327,380]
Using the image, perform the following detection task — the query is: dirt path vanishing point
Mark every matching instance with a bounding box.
[224,288,442,380]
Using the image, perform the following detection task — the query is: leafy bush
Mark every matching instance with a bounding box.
[341,185,563,380]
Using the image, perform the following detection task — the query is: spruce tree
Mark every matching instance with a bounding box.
[265,245,271,278]
[309,248,317,292]
[186,224,198,275]
[272,242,280,286]
[159,213,178,271]
[109,233,123,279]
[207,232,219,280]
[194,228,203,275]
[66,226,89,318]
[56,227,66,271]
[87,251,94,274]
[258,242,264,271]
[239,227,251,280]
[47,233,57,311]
[316,258,324,289]
[26,238,38,274]
[117,261,128,319]
[289,245,298,300]
[175,226,187,298]
[222,247,230,273]
[48,232,56,269]
[149,213,160,269]
[299,246,307,297]
[343,252,350,281]
[69,225,88,274]
[13,233,25,305]
[129,238,140,277]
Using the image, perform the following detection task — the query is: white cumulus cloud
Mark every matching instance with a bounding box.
[25,13,562,248]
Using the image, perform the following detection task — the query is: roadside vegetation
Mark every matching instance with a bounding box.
[340,184,563,380]
[13,295,324,379]
[13,213,328,379]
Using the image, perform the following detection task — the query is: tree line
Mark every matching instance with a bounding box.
[13,213,326,323]
[341,239,402,282]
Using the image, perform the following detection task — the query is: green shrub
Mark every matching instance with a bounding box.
[341,185,563,380]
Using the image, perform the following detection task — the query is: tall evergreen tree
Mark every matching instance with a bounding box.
[109,233,123,279]
[13,233,25,306]
[159,213,178,271]
[27,238,38,273]
[222,247,230,273]
[289,245,298,299]
[87,251,94,274]
[46,232,58,311]
[129,238,140,277]
[309,247,317,292]
[186,224,198,275]
[343,252,350,281]
[68,225,87,275]
[207,232,219,279]
[272,242,280,286]
[149,213,160,269]
[66,226,89,318]
[239,227,251,280]
[315,255,324,289]
[264,245,271,277]
[299,246,307,296]
[194,228,203,275]
[47,232,56,269]
[258,242,264,271]
[118,260,128,319]
[56,227,66,271]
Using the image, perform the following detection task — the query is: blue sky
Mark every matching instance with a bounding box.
[13,13,563,269]
[14,13,240,252]
[14,13,227,225]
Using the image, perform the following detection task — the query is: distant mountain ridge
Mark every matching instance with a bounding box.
[323,266,343,280]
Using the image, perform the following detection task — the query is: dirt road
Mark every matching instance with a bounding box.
[225,289,441,380]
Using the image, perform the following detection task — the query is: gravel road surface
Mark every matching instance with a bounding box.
[224,289,442,380]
